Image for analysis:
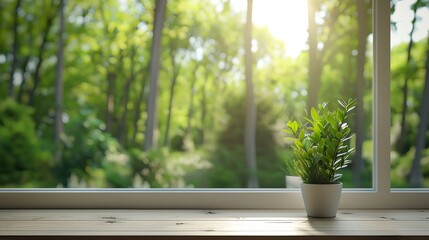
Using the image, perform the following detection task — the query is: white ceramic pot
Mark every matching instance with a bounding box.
[300,183,342,218]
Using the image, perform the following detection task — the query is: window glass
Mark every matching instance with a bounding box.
[390,0,429,188]
[0,0,372,188]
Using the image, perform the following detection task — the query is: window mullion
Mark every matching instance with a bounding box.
[373,0,391,194]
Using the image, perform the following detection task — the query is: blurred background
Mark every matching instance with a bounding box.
[0,0,427,188]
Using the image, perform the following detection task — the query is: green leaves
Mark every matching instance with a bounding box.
[287,120,300,134]
[311,107,319,121]
[285,99,356,184]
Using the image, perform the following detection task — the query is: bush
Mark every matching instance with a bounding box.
[58,110,118,187]
[207,92,284,187]
[0,99,52,186]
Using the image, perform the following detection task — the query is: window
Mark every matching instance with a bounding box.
[1,0,374,189]
[390,0,429,188]
[0,0,428,209]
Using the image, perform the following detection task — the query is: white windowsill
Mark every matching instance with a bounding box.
[1,209,428,238]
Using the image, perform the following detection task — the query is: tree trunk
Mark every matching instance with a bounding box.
[396,1,419,154]
[353,0,368,187]
[8,0,22,99]
[18,5,44,103]
[99,3,121,135]
[28,1,56,106]
[409,38,429,187]
[17,55,30,103]
[163,49,180,148]
[105,70,116,133]
[118,47,137,146]
[132,68,148,146]
[144,0,167,150]
[199,66,209,145]
[106,51,124,135]
[244,0,258,188]
[307,0,320,111]
[185,62,200,149]
[54,0,65,163]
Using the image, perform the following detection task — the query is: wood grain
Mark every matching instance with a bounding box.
[0,210,428,239]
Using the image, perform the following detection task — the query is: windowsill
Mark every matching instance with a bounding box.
[1,209,428,239]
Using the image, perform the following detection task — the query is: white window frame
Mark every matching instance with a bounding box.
[0,0,428,209]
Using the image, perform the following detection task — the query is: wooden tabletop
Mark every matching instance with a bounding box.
[0,209,428,239]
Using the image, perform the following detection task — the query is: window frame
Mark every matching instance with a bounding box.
[1,0,428,209]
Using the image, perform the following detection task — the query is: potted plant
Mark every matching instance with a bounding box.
[285,99,356,217]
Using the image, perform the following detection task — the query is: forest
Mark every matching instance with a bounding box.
[0,0,428,188]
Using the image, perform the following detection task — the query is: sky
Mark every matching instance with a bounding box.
[231,0,429,57]
[391,0,429,47]
[252,0,308,57]
[231,0,308,58]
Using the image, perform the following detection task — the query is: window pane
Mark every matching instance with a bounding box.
[0,0,372,188]
[390,0,429,188]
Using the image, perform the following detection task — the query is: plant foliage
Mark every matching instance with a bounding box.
[285,99,356,184]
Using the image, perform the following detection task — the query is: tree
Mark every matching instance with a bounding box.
[163,47,181,148]
[306,1,352,109]
[117,9,150,146]
[144,0,167,150]
[409,37,429,187]
[395,0,420,154]
[306,0,320,111]
[28,0,57,107]
[244,0,258,188]
[132,65,149,146]
[185,61,201,149]
[118,46,137,146]
[54,0,65,163]
[162,3,190,148]
[8,0,21,99]
[98,1,118,134]
[353,0,369,187]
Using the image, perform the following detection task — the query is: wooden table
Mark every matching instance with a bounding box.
[0,209,428,239]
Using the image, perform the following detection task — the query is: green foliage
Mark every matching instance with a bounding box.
[103,161,133,188]
[129,148,209,188]
[286,99,356,184]
[57,110,118,187]
[391,147,429,188]
[0,99,52,186]
[207,92,284,187]
[205,147,247,188]
[281,149,298,177]
[0,0,427,189]
[129,148,166,187]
